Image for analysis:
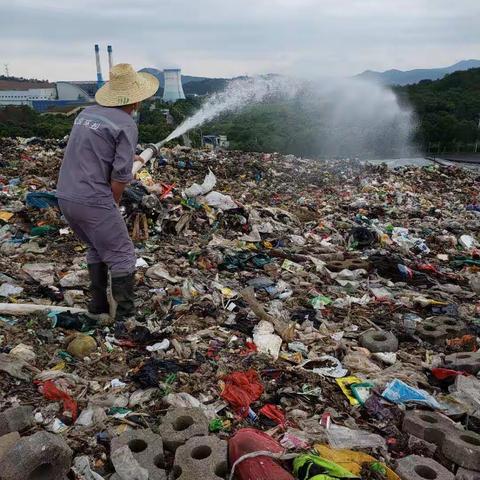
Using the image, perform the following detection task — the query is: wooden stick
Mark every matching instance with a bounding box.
[0,303,86,316]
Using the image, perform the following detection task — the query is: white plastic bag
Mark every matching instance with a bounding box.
[184,170,216,197]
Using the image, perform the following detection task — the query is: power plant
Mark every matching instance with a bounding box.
[163,68,186,102]
[0,44,191,111]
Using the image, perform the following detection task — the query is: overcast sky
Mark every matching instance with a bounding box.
[1,0,479,81]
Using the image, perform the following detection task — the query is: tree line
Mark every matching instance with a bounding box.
[1,68,479,157]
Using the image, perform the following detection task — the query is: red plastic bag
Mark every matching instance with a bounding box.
[220,370,263,417]
[229,428,294,480]
[259,404,286,427]
[431,368,468,381]
[37,380,78,421]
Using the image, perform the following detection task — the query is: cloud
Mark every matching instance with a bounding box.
[1,0,479,80]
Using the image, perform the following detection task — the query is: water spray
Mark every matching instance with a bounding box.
[132,74,417,174]
[133,75,300,174]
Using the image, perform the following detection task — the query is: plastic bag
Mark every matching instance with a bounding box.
[293,452,358,479]
[25,191,58,209]
[302,356,348,379]
[220,370,263,417]
[253,321,282,360]
[326,425,385,450]
[184,170,216,197]
[204,191,237,210]
[38,380,78,421]
[259,404,286,426]
[229,428,294,480]
[381,378,441,409]
[314,445,400,480]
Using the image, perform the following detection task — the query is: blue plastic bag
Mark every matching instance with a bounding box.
[26,191,58,209]
[382,379,442,409]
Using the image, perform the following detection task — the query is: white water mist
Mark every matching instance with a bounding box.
[302,78,418,158]
[162,75,301,143]
[159,74,417,158]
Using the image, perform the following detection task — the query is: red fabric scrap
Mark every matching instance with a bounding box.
[37,380,78,421]
[259,403,286,426]
[240,341,258,356]
[160,183,176,200]
[220,370,263,417]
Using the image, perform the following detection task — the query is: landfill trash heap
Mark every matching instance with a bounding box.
[0,135,480,480]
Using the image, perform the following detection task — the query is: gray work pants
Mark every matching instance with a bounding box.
[58,199,136,276]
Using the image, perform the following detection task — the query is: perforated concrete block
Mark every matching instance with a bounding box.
[158,407,209,452]
[456,467,480,480]
[403,410,456,446]
[0,405,33,436]
[173,435,228,480]
[359,330,398,352]
[417,317,467,346]
[0,430,72,480]
[0,432,20,461]
[442,430,480,471]
[416,322,448,345]
[396,455,454,480]
[444,352,480,375]
[110,428,166,480]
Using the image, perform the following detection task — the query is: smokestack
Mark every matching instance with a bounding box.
[107,45,113,72]
[94,44,104,88]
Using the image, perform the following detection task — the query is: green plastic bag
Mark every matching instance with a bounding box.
[293,453,359,480]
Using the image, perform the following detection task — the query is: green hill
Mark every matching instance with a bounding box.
[397,67,480,149]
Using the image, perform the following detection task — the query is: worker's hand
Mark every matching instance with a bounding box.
[134,155,143,163]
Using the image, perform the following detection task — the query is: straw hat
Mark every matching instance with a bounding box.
[95,63,159,107]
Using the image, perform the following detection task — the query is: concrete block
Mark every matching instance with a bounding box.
[111,445,149,480]
[456,468,480,479]
[0,432,20,461]
[0,405,34,436]
[359,330,398,352]
[416,322,448,345]
[417,317,467,345]
[327,258,370,272]
[442,430,480,471]
[173,435,228,480]
[158,407,209,452]
[434,316,467,335]
[444,352,480,375]
[403,410,456,446]
[396,455,454,480]
[0,430,72,480]
[110,428,166,480]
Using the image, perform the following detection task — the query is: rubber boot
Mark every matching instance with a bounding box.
[111,273,135,336]
[87,263,109,314]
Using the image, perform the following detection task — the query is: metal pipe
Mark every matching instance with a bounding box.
[94,44,104,88]
[107,45,113,71]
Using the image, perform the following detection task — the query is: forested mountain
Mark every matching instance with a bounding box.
[356,60,480,86]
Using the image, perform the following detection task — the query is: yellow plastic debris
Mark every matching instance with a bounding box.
[0,211,14,222]
[314,445,400,480]
[336,376,362,406]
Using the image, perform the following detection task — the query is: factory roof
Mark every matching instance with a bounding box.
[0,79,54,91]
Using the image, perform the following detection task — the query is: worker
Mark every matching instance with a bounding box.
[56,64,159,333]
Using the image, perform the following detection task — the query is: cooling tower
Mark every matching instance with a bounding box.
[162,68,186,102]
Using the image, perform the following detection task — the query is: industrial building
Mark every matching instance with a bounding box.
[202,134,229,150]
[0,44,112,112]
[1,45,188,111]
[163,68,186,102]
[0,80,96,112]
